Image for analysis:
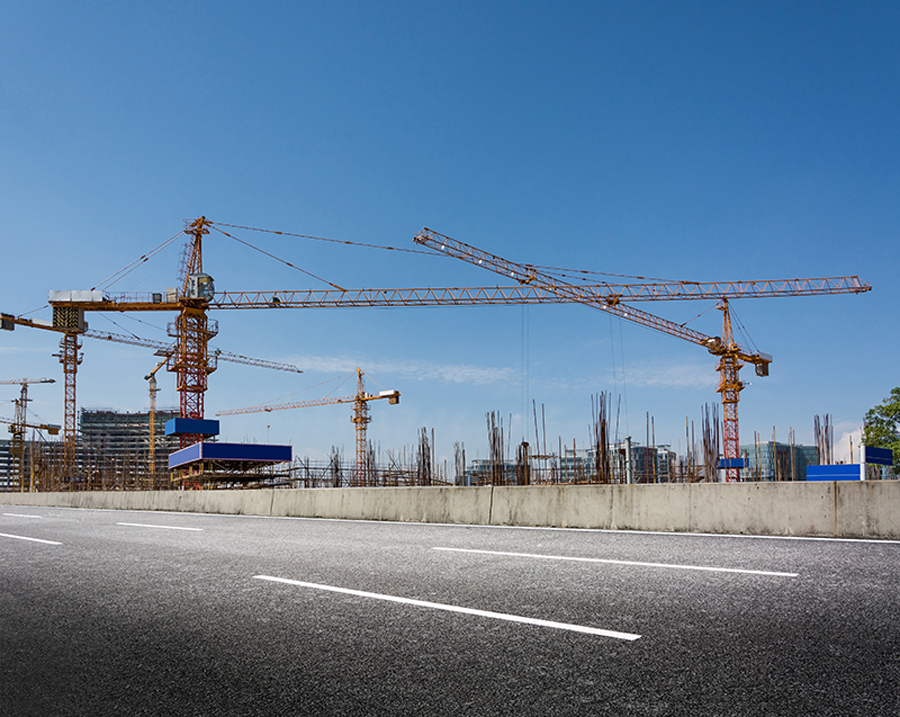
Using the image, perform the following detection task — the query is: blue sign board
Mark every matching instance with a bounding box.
[165,417,221,437]
[806,465,862,481]
[862,446,894,466]
[718,457,749,469]
[169,442,292,469]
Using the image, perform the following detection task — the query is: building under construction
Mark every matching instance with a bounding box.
[0,408,183,490]
[79,408,179,488]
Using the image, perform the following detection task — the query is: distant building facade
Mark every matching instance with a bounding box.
[461,442,677,485]
[0,439,19,490]
[739,441,819,481]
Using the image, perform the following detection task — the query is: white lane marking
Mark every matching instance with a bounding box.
[254,575,641,641]
[434,547,799,577]
[116,522,203,532]
[0,532,61,545]
[3,513,43,519]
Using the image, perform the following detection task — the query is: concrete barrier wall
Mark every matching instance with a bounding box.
[3,481,899,538]
[486,483,841,535]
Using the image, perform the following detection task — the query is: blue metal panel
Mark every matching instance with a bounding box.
[164,418,221,437]
[863,446,894,466]
[718,457,749,469]
[168,442,292,468]
[168,442,202,468]
[806,465,861,481]
[198,443,292,462]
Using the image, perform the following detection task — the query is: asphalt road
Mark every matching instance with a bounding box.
[1,505,898,716]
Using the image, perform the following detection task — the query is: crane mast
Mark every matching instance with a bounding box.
[716,300,745,479]
[144,358,168,489]
[351,369,373,485]
[172,217,217,447]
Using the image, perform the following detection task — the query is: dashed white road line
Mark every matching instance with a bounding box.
[434,547,799,577]
[116,522,203,532]
[0,532,61,545]
[3,513,43,519]
[253,574,641,641]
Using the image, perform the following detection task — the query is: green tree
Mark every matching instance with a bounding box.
[863,387,900,471]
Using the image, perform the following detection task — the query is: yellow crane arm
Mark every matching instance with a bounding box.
[0,377,55,386]
[0,314,303,374]
[206,277,868,309]
[0,417,60,435]
[38,274,869,314]
[216,389,400,416]
[413,227,738,357]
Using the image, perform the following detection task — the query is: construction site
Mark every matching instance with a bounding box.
[1,217,891,492]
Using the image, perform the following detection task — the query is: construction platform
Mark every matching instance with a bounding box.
[169,442,293,484]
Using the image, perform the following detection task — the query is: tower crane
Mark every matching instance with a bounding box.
[412,227,870,480]
[0,417,60,491]
[217,369,400,486]
[17,217,869,482]
[145,357,168,488]
[0,378,58,489]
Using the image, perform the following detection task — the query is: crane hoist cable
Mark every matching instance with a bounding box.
[211,221,438,256]
[210,225,347,291]
[92,231,184,292]
[212,221,681,284]
[93,311,168,336]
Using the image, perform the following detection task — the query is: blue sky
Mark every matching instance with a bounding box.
[1,1,897,468]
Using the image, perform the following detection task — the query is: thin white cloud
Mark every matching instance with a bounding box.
[0,346,48,354]
[289,354,518,386]
[545,359,717,391]
[621,361,718,389]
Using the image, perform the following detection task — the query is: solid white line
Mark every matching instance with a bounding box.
[0,532,62,545]
[434,547,799,577]
[2,513,43,519]
[116,522,203,532]
[253,575,641,641]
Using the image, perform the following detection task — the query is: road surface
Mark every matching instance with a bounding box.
[2,506,898,715]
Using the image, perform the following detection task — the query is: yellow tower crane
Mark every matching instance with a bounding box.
[144,357,169,489]
[412,227,870,481]
[217,369,400,486]
[0,377,58,489]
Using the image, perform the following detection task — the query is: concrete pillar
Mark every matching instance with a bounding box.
[625,437,633,485]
